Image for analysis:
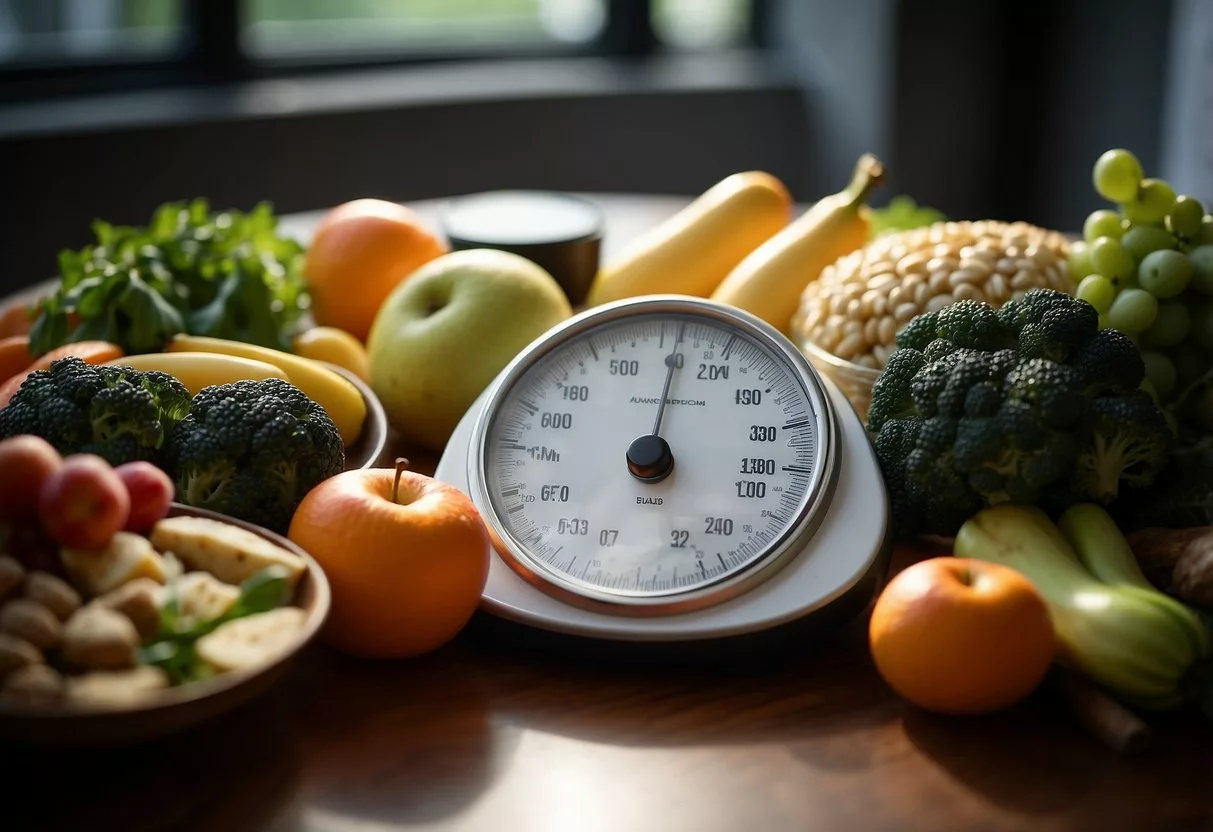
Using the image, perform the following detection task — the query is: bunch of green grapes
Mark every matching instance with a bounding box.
[1069,149,1213,423]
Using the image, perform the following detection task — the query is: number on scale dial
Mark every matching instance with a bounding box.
[482,313,823,600]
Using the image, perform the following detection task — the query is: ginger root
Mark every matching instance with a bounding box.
[1126,527,1213,606]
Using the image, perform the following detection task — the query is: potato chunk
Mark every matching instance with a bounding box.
[149,516,304,589]
[94,578,165,641]
[0,664,63,705]
[0,633,42,680]
[176,571,240,626]
[67,667,169,708]
[61,532,168,598]
[24,572,82,621]
[0,599,61,650]
[0,556,25,603]
[61,605,139,670]
[195,607,307,673]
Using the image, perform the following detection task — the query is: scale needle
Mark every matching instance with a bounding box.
[626,323,684,483]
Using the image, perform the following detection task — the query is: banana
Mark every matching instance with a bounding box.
[164,334,367,446]
[711,154,886,334]
[586,171,791,306]
[106,352,289,395]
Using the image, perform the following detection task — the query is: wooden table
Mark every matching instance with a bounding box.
[4,196,1213,832]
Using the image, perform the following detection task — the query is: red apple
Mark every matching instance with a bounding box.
[113,461,175,532]
[38,454,130,549]
[0,435,63,522]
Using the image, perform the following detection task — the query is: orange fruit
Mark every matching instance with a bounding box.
[0,341,124,408]
[293,326,370,382]
[0,299,35,339]
[0,336,34,383]
[305,199,448,342]
[288,463,489,659]
[868,557,1055,715]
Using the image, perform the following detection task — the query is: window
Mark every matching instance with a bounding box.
[0,0,758,97]
[0,0,183,66]
[653,0,751,50]
[245,0,610,60]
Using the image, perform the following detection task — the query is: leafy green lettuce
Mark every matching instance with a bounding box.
[30,199,310,355]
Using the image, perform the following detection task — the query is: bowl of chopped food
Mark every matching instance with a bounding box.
[790,220,1074,420]
[0,503,330,747]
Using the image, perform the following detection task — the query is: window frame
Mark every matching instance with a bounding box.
[0,0,768,101]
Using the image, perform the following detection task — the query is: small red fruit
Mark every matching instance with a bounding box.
[114,461,175,532]
[0,435,63,522]
[37,454,130,549]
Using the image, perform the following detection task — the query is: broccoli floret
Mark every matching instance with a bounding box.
[0,357,191,466]
[866,347,926,431]
[1004,359,1086,428]
[894,302,1013,353]
[935,300,1013,351]
[867,292,1173,538]
[1070,329,1144,395]
[169,378,344,534]
[1070,391,1173,503]
[895,312,940,352]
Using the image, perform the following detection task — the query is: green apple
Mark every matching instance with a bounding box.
[367,248,572,450]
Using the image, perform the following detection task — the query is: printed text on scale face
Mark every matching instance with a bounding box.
[484,315,819,597]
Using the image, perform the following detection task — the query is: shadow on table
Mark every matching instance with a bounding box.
[461,611,903,752]
[280,643,516,828]
[898,698,1213,825]
[0,692,305,832]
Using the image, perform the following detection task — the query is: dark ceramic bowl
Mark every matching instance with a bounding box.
[0,504,332,748]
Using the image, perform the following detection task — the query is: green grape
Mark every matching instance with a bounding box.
[1166,195,1205,239]
[1093,148,1144,203]
[1121,224,1177,261]
[1067,241,1095,279]
[1090,236,1136,280]
[1107,287,1159,334]
[1122,179,1177,224]
[1141,301,1191,348]
[1138,249,1194,298]
[1171,342,1209,387]
[1083,209,1124,242]
[1190,299,1213,353]
[1198,216,1213,246]
[1189,245,1213,294]
[1142,351,1177,400]
[1075,274,1117,314]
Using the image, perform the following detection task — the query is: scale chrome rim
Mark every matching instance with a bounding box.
[466,296,840,617]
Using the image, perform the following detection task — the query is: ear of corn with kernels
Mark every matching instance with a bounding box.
[791,220,1073,372]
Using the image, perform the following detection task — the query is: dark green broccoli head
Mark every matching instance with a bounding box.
[169,377,344,534]
[0,357,191,466]
[867,292,1171,539]
[1004,359,1086,428]
[1070,390,1173,503]
[894,301,1013,353]
[1070,328,1145,396]
[866,347,926,431]
[998,289,1099,363]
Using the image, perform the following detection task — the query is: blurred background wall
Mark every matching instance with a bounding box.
[0,0,1200,295]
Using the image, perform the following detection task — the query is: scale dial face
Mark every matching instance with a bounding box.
[470,298,836,616]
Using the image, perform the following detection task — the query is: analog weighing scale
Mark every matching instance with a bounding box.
[434,296,891,658]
